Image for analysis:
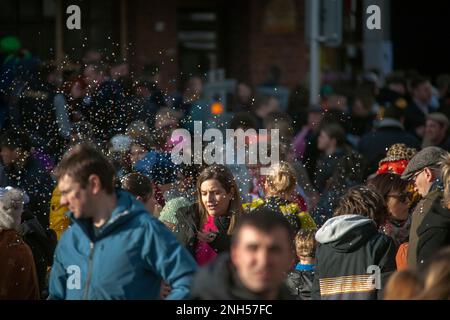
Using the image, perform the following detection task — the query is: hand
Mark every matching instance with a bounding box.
[197,231,217,243]
[160,281,171,299]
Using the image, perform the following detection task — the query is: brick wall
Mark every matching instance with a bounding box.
[247,0,308,89]
[128,0,178,92]
[128,0,309,91]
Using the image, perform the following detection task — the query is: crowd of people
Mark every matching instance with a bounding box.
[1,36,450,300]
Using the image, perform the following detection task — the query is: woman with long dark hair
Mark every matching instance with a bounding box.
[174,164,242,266]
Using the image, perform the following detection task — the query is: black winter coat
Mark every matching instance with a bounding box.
[174,203,233,258]
[286,269,314,300]
[312,215,397,300]
[416,196,450,267]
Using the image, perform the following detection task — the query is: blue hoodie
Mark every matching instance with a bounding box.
[49,190,197,300]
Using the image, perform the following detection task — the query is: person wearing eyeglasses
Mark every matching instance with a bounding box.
[400,146,450,268]
[367,173,412,248]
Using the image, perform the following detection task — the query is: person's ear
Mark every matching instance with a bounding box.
[424,168,434,182]
[88,174,102,194]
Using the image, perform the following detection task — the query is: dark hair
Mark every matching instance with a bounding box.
[367,173,410,199]
[231,208,295,248]
[121,172,153,200]
[411,76,430,90]
[320,122,346,147]
[334,185,388,227]
[196,165,242,234]
[0,130,32,152]
[383,106,405,121]
[295,229,317,258]
[54,143,116,194]
[263,111,294,144]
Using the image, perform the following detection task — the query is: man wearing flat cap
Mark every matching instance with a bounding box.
[401,146,450,268]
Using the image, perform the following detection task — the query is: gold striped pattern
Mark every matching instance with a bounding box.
[319,274,376,296]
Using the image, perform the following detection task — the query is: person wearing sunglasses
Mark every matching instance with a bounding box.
[368,173,412,248]
[400,146,450,269]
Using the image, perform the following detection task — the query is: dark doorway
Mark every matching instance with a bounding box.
[177,7,225,80]
[391,1,450,81]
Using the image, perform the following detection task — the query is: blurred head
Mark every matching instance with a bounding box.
[264,112,294,145]
[196,165,242,233]
[334,186,389,227]
[54,144,116,219]
[184,76,203,100]
[367,173,411,221]
[237,83,253,104]
[352,97,371,118]
[384,270,422,300]
[424,113,449,146]
[327,94,348,112]
[110,62,129,80]
[70,78,88,99]
[83,63,107,88]
[254,95,280,119]
[121,172,156,214]
[294,229,317,260]
[317,123,346,154]
[126,120,151,140]
[307,106,323,129]
[231,209,294,298]
[411,77,432,105]
[265,161,297,198]
[129,136,152,165]
[418,246,450,300]
[0,131,32,166]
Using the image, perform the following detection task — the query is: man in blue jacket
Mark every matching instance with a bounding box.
[49,143,197,300]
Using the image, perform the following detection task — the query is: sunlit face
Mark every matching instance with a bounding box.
[0,147,19,165]
[231,226,293,296]
[58,174,93,219]
[412,168,433,197]
[200,179,233,217]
